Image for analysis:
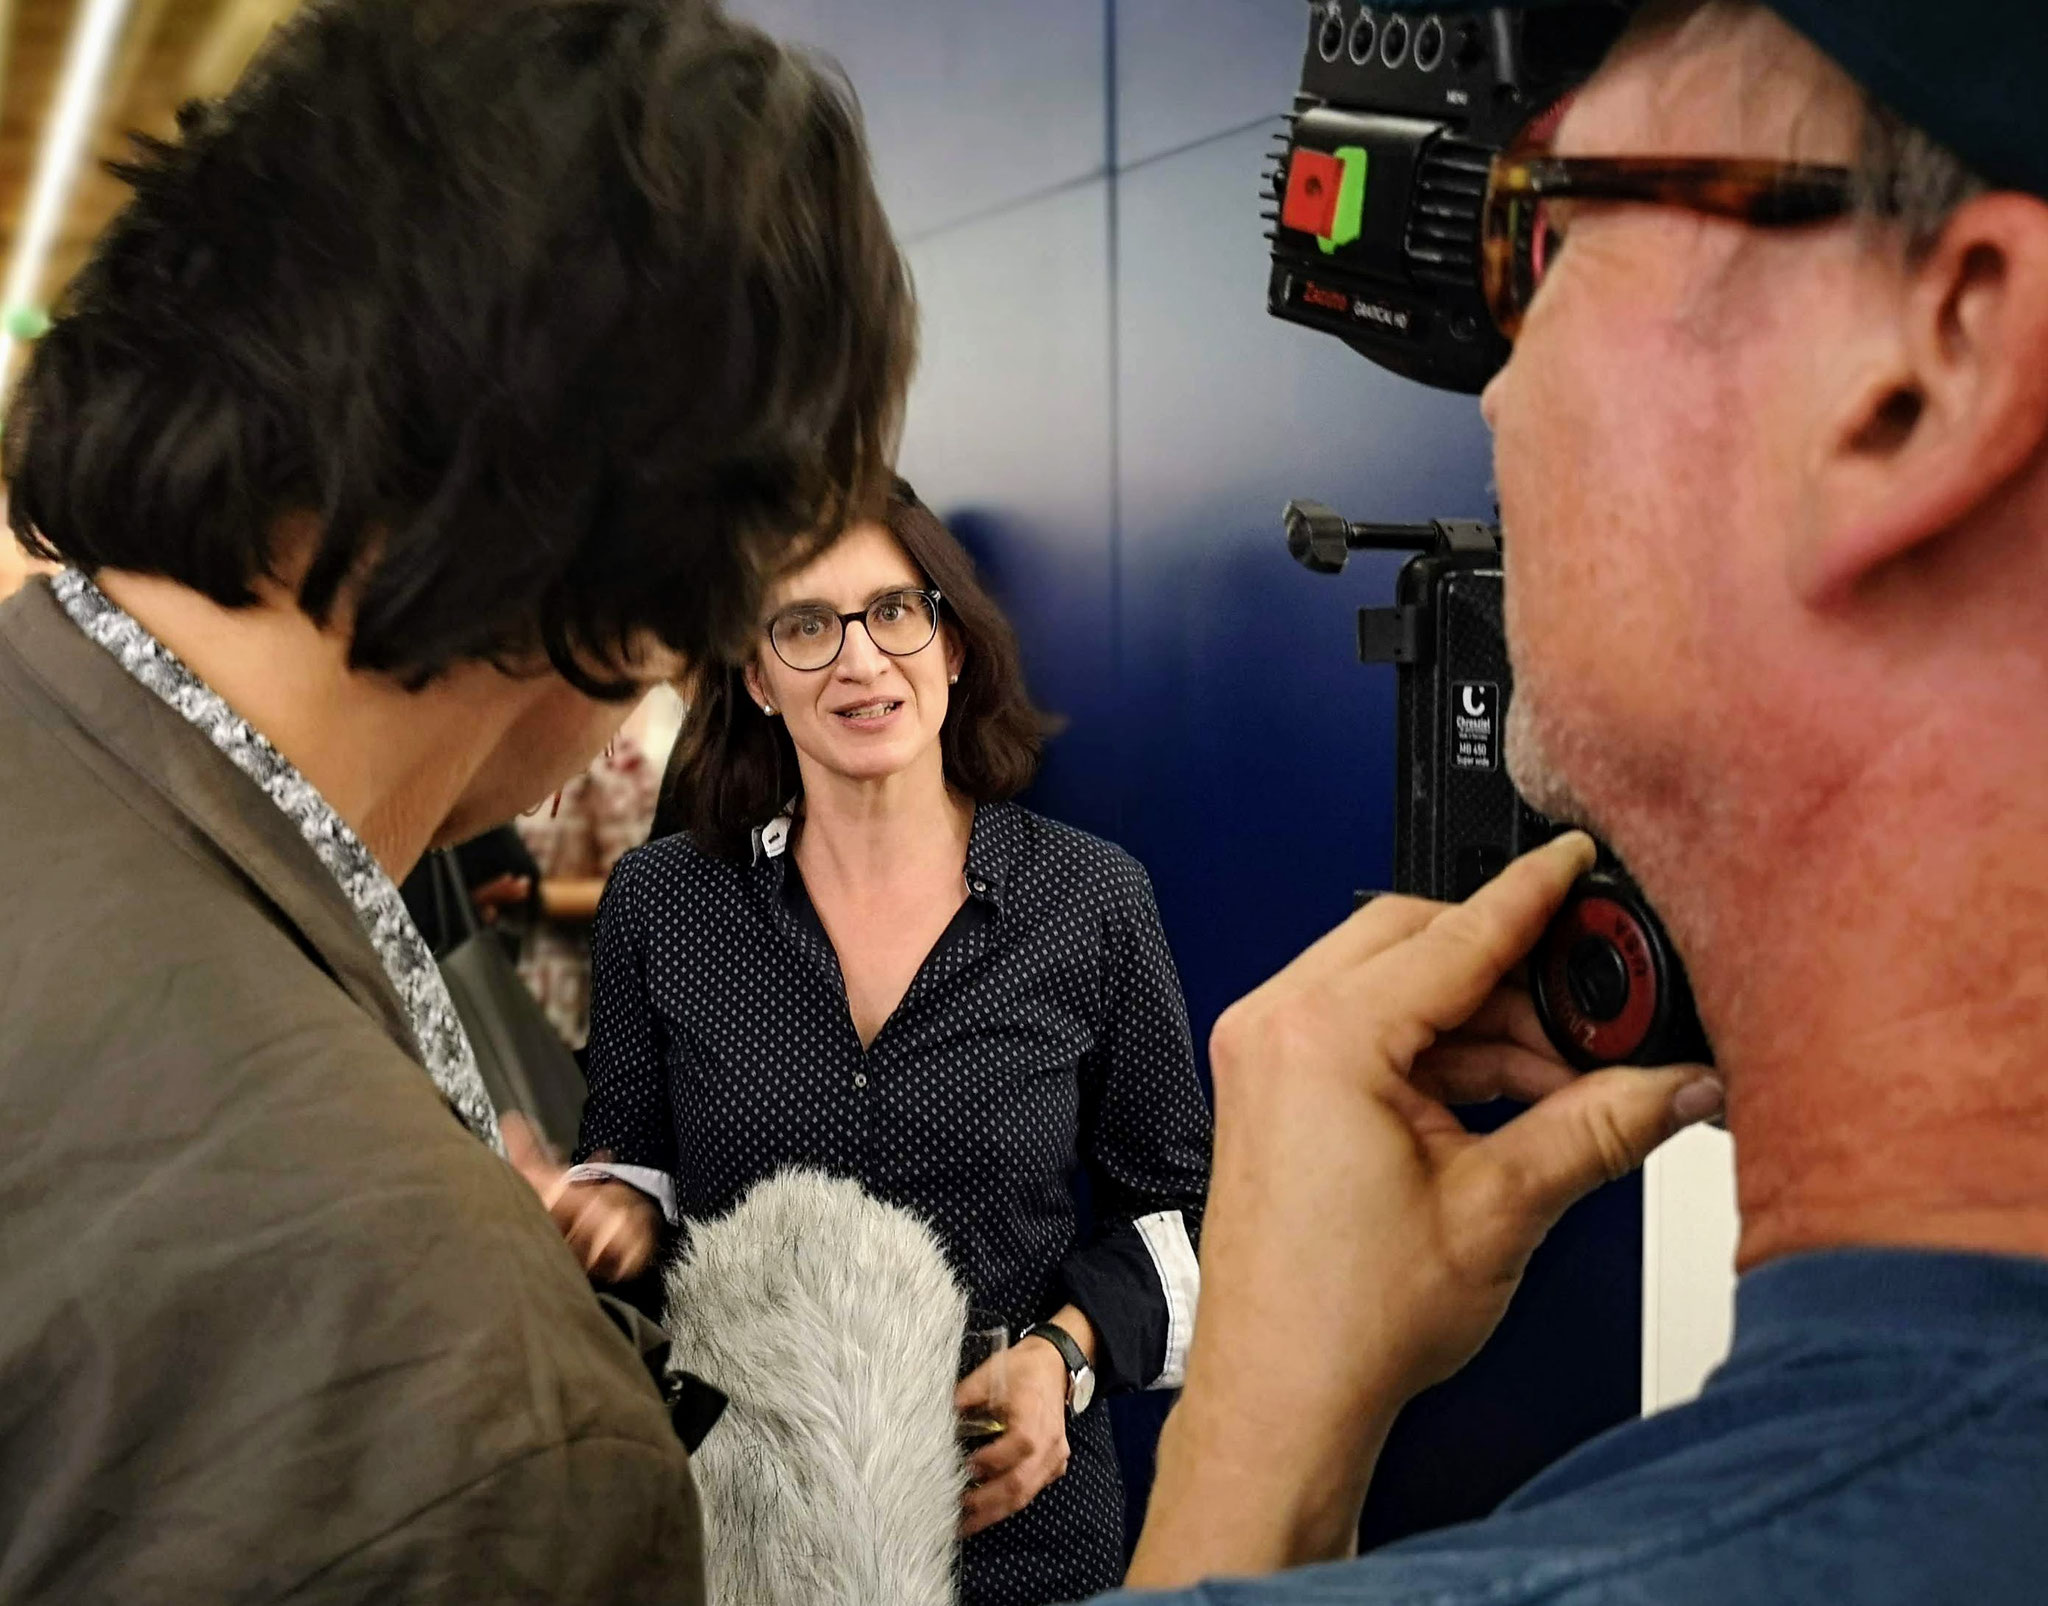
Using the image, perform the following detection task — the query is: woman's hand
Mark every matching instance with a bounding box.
[503,1114,661,1284]
[957,1335,1071,1537]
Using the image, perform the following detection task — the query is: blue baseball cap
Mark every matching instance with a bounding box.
[1375,1,2048,199]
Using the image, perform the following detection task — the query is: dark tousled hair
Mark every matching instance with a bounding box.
[659,482,1052,858]
[5,0,916,694]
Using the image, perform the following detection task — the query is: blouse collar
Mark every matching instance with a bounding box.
[753,796,1022,912]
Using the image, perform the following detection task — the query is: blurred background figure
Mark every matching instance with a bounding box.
[400,687,683,1052]
[514,687,685,1049]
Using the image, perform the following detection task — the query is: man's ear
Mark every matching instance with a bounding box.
[1798,193,2048,605]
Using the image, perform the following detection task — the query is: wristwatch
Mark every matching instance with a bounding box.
[1020,1320,1097,1416]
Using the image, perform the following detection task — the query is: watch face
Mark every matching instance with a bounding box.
[1071,1366,1096,1415]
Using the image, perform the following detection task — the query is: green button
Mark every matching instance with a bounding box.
[1318,145,1369,256]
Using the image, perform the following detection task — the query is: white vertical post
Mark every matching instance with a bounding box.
[1641,1123,1741,1413]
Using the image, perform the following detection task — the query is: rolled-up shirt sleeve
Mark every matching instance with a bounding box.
[575,849,681,1222]
[1057,857,1213,1395]
[565,1161,679,1225]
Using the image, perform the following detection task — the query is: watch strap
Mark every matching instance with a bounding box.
[1022,1321,1087,1389]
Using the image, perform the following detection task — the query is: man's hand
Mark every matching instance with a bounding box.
[957,1335,1071,1537]
[503,1113,661,1284]
[1127,833,1724,1586]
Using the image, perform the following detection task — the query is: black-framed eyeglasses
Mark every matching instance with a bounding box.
[764,587,944,672]
[1482,129,1867,339]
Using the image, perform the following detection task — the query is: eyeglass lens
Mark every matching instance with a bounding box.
[1483,178,1565,341]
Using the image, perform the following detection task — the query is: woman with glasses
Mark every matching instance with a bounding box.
[540,483,1213,1606]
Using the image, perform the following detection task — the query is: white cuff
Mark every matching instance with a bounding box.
[1134,1209,1200,1390]
[567,1161,678,1226]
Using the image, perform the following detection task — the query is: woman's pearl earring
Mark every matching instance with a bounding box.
[947,675,958,686]
[760,704,775,716]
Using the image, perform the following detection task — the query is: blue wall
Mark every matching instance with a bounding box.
[737,0,1641,1557]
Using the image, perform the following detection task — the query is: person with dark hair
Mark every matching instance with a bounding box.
[0,0,913,1596]
[517,485,1213,1605]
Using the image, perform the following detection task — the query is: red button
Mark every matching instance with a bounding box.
[1282,148,1344,239]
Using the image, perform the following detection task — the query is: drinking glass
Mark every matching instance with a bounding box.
[957,1310,1008,1452]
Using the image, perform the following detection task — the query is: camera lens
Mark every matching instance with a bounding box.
[1414,15,1447,71]
[1317,7,1345,61]
[1565,937,1632,1024]
[1347,9,1377,66]
[1532,868,1714,1072]
[1379,16,1411,68]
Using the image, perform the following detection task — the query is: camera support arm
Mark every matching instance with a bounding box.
[1285,499,1500,666]
[1285,498,1496,572]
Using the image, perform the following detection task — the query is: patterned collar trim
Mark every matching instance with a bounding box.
[51,569,503,1154]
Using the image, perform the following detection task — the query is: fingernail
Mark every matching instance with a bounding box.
[1671,1076,1726,1127]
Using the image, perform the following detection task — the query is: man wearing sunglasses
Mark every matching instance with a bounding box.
[1108,1,2048,1602]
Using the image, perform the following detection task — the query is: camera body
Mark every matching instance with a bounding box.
[1271,5,1710,1072]
[1288,501,1710,1072]
[1266,4,1627,393]
[1363,520,1546,902]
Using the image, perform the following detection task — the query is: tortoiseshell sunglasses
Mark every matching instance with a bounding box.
[1481,128,1868,339]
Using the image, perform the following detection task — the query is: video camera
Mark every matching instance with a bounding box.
[1270,4,1712,1072]
[1265,3,1629,392]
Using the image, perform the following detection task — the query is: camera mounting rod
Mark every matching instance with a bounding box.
[1284,498,1497,574]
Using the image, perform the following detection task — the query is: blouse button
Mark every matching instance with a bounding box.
[854,1072,868,1089]
[971,880,987,894]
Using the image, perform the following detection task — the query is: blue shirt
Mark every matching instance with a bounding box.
[1109,1249,2048,1604]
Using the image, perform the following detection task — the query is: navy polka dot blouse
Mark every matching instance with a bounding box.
[577,799,1214,1604]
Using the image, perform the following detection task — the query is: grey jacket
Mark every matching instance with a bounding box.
[0,581,705,1603]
